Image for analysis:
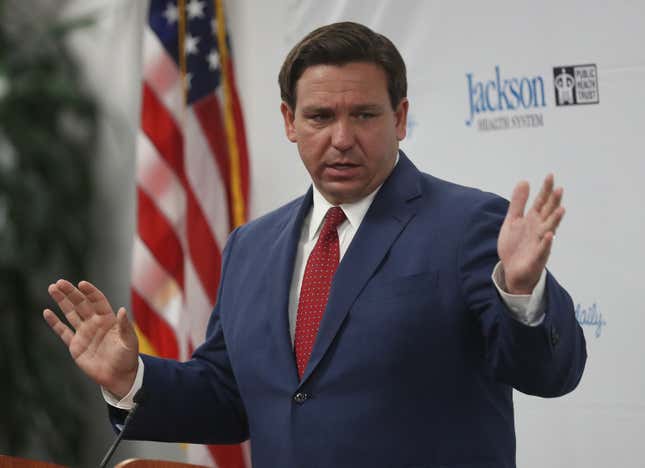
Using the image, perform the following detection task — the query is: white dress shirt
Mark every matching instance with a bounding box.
[105,177,547,410]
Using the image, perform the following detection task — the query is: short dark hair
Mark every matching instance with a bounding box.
[278,22,407,110]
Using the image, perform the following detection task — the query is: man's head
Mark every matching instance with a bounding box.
[279,22,407,111]
[279,22,409,205]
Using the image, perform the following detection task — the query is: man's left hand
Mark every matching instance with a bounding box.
[497,174,565,294]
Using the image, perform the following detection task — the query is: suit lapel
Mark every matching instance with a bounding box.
[267,190,313,387]
[299,153,423,386]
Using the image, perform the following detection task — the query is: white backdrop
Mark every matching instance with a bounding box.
[62,0,645,466]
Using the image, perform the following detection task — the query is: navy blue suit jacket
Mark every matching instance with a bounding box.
[112,153,586,468]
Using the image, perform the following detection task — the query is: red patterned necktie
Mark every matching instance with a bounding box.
[294,206,346,378]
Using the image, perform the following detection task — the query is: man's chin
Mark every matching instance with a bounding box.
[318,182,367,205]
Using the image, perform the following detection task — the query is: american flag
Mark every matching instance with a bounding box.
[133,0,251,466]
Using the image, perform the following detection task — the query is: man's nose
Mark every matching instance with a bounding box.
[331,118,355,152]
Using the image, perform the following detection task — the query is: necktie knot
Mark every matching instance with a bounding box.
[320,206,346,239]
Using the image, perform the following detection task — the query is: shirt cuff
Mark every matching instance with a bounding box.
[492,262,546,327]
[101,356,144,410]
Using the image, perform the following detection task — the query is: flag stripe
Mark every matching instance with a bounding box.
[193,96,234,229]
[141,83,186,183]
[137,187,185,290]
[184,108,231,254]
[136,133,186,235]
[132,237,183,332]
[185,254,215,349]
[132,289,180,358]
[186,189,221,305]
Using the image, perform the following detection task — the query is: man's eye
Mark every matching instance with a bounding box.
[308,114,331,122]
[356,112,375,120]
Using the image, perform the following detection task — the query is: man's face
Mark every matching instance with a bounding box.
[281,62,408,205]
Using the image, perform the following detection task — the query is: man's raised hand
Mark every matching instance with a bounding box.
[43,280,139,399]
[497,174,565,295]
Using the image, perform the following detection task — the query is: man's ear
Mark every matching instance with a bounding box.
[280,102,298,142]
[394,98,409,141]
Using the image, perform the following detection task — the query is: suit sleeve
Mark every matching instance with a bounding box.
[108,227,249,443]
[457,194,587,397]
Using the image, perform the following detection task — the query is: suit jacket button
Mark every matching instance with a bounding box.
[293,392,310,404]
[550,326,560,346]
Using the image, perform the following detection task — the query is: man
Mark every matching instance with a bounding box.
[44,22,586,468]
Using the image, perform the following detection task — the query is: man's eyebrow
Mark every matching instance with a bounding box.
[351,104,384,112]
[301,106,332,114]
[300,104,384,114]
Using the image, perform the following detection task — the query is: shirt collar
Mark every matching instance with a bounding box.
[306,152,399,241]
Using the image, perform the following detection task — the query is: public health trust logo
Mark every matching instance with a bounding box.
[465,63,599,131]
[553,64,600,106]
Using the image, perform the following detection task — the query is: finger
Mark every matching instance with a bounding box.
[78,281,115,316]
[507,181,530,220]
[48,282,83,329]
[117,307,138,351]
[117,307,128,333]
[540,187,563,219]
[55,279,97,321]
[542,206,566,236]
[532,174,554,213]
[537,231,555,264]
[117,307,132,338]
[43,309,74,347]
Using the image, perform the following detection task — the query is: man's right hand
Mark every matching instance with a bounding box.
[43,279,139,399]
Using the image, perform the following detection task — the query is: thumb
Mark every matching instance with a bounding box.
[116,307,138,350]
